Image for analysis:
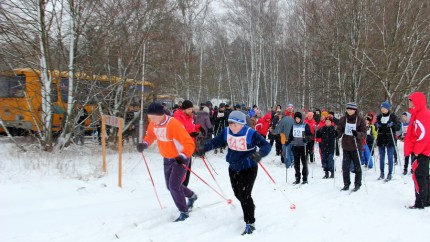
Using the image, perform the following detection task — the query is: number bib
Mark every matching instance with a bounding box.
[402,124,408,135]
[293,126,305,138]
[345,122,356,136]
[381,116,389,124]
[227,128,252,151]
[154,127,170,141]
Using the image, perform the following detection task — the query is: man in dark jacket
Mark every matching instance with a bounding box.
[336,102,366,192]
[375,101,401,181]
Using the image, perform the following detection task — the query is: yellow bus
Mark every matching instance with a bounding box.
[0,68,155,135]
[0,68,65,134]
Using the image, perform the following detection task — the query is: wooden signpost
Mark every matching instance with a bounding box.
[101,115,124,187]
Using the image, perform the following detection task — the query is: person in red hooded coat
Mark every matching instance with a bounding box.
[173,100,203,187]
[404,92,430,209]
[255,112,272,139]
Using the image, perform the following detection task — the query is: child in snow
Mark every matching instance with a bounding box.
[361,117,376,168]
[136,102,197,222]
[336,102,366,192]
[316,116,337,178]
[375,101,401,181]
[196,110,272,235]
[289,112,312,184]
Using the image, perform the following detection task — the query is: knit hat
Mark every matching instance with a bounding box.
[380,101,391,111]
[346,102,357,110]
[294,112,302,119]
[234,104,241,110]
[287,103,294,109]
[181,100,193,110]
[228,110,246,125]
[147,102,165,116]
[219,103,226,108]
[321,111,329,118]
[326,116,333,122]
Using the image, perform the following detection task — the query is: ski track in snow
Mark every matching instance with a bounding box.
[0,137,429,242]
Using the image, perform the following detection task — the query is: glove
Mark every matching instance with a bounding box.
[195,143,206,156]
[351,130,358,137]
[190,132,199,137]
[175,155,187,164]
[199,126,206,137]
[375,123,381,128]
[136,142,148,152]
[250,152,262,163]
[387,122,394,127]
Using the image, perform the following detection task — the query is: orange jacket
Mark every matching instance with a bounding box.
[144,116,195,158]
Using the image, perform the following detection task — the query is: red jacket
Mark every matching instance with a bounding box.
[255,112,272,137]
[304,118,317,140]
[404,92,430,157]
[173,109,201,135]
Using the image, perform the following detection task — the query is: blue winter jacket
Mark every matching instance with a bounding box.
[204,126,272,172]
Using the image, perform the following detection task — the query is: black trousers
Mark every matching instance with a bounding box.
[342,150,362,187]
[229,166,258,224]
[412,154,430,207]
[306,140,315,163]
[292,146,308,182]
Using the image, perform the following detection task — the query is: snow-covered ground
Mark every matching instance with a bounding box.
[1,136,428,242]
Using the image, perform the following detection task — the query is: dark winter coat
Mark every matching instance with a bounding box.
[195,109,213,138]
[375,112,401,147]
[213,109,227,136]
[336,111,366,151]
[316,125,337,153]
[288,120,312,147]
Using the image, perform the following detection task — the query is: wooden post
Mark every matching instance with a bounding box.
[118,119,123,188]
[102,115,107,173]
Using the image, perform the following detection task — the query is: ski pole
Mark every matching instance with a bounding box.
[181,164,233,204]
[141,153,163,209]
[258,162,297,210]
[201,155,227,197]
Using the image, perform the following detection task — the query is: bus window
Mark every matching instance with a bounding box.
[60,78,69,102]
[0,75,26,98]
[51,82,58,102]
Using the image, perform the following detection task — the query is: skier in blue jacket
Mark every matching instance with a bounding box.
[196,110,271,235]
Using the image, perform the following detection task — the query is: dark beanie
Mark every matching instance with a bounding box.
[294,112,302,119]
[181,100,193,110]
[380,101,391,111]
[147,102,165,116]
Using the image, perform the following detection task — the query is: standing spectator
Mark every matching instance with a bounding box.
[173,100,203,186]
[255,112,272,139]
[375,101,401,181]
[304,112,317,163]
[272,111,295,181]
[195,105,213,144]
[195,110,271,234]
[285,104,295,118]
[136,102,197,221]
[316,116,338,178]
[336,102,366,192]
[213,103,227,153]
[289,112,312,184]
[404,92,430,209]
[400,112,412,175]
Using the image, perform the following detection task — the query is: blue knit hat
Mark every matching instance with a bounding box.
[380,101,391,111]
[228,111,246,125]
[147,102,165,116]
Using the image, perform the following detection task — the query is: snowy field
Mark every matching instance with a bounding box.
[1,136,428,242]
